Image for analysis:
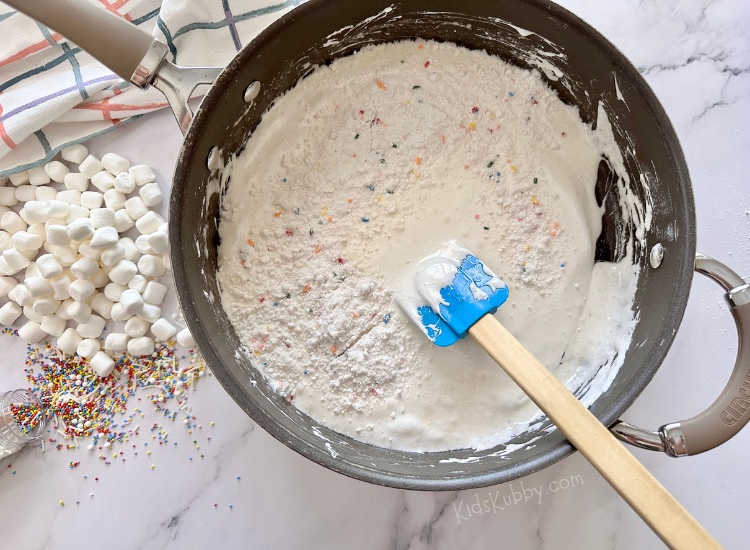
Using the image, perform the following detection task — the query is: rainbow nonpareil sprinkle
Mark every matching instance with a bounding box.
[23,342,207,452]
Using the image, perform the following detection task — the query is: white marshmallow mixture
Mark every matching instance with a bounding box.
[218,41,642,452]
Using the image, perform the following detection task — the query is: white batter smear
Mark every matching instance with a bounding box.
[217,41,641,452]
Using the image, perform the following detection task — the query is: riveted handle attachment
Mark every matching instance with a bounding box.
[613,254,750,456]
[4,0,222,134]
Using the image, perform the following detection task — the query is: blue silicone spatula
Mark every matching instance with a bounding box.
[398,240,718,550]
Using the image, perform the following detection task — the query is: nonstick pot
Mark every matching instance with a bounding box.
[10,0,750,490]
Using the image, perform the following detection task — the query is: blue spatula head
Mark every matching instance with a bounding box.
[397,240,509,347]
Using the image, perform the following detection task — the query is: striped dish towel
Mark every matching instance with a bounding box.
[0,0,305,177]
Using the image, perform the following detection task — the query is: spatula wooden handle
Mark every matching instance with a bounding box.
[469,314,720,550]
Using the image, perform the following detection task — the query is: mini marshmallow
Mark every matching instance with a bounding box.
[70,256,99,279]
[0,301,22,325]
[90,171,115,192]
[46,224,71,247]
[1,211,27,234]
[151,318,176,342]
[46,200,71,220]
[0,257,18,276]
[118,237,139,262]
[102,153,130,174]
[0,276,17,298]
[47,244,77,267]
[36,253,63,279]
[68,300,92,324]
[76,314,105,339]
[90,208,116,229]
[10,283,33,306]
[100,243,125,267]
[104,332,129,352]
[119,288,144,315]
[127,274,148,293]
[67,218,95,241]
[24,262,40,278]
[114,172,136,194]
[22,201,48,224]
[113,210,134,233]
[50,274,72,300]
[14,185,37,203]
[26,277,53,298]
[104,283,127,302]
[127,336,155,357]
[108,259,137,285]
[139,183,163,207]
[11,230,43,250]
[56,189,81,205]
[90,351,115,377]
[57,327,82,355]
[135,211,165,235]
[77,240,101,259]
[44,161,70,183]
[0,187,19,207]
[110,302,132,322]
[124,316,150,338]
[175,328,193,347]
[63,172,89,192]
[135,234,154,255]
[27,223,45,238]
[138,303,161,323]
[103,189,126,211]
[32,297,60,317]
[44,217,67,231]
[3,248,30,271]
[80,191,103,209]
[35,186,58,202]
[146,231,169,254]
[0,230,10,249]
[69,278,95,302]
[20,246,37,261]
[90,226,118,249]
[28,167,51,186]
[16,208,30,225]
[138,255,166,278]
[61,144,88,164]
[18,321,47,343]
[8,171,29,186]
[66,204,90,223]
[56,298,74,320]
[128,164,156,185]
[40,314,66,337]
[124,196,148,220]
[91,293,113,319]
[79,155,103,179]
[23,305,43,323]
[77,338,100,359]
[90,269,109,289]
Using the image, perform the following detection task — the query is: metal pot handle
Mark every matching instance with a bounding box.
[612,254,750,456]
[4,0,221,135]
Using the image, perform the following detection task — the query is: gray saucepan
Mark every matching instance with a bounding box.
[9,0,750,490]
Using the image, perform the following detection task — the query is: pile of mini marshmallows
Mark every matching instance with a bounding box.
[0,145,194,377]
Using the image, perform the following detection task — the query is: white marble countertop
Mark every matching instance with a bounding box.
[1,1,748,548]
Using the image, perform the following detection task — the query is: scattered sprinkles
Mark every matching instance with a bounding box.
[16,342,209,467]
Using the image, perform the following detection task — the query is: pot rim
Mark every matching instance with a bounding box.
[170,0,696,490]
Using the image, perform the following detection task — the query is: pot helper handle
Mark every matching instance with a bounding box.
[3,0,221,135]
[613,254,750,456]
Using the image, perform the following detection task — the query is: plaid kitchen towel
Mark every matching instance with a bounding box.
[0,0,305,176]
